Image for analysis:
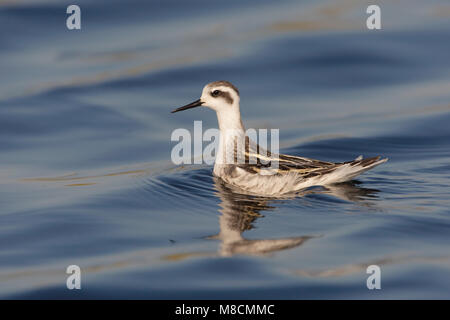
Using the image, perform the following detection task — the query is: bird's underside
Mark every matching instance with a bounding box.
[216,139,388,195]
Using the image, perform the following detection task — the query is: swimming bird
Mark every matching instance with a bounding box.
[172,81,387,195]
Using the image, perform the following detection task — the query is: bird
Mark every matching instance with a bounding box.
[172,80,387,196]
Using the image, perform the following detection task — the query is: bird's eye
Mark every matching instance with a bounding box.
[211,90,221,97]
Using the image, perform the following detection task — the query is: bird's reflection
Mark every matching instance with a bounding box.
[210,177,380,257]
[163,177,379,261]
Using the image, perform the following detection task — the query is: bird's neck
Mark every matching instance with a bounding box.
[214,105,246,172]
[216,105,245,133]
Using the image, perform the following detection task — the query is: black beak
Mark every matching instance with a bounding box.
[171,99,204,113]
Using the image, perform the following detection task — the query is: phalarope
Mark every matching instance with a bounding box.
[172,80,387,195]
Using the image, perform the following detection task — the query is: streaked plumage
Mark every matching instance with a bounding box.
[172,80,387,195]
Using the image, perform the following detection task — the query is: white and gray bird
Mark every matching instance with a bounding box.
[172,81,387,196]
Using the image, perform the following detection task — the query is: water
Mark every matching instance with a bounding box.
[0,0,449,299]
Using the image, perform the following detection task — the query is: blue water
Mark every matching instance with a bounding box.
[1,0,450,299]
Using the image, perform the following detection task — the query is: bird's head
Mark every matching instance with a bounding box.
[172,80,240,114]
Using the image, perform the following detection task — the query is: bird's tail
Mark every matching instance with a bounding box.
[331,156,388,183]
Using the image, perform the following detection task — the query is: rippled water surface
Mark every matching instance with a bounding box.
[1,0,450,299]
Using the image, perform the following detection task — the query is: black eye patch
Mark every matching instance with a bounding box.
[211,89,234,104]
